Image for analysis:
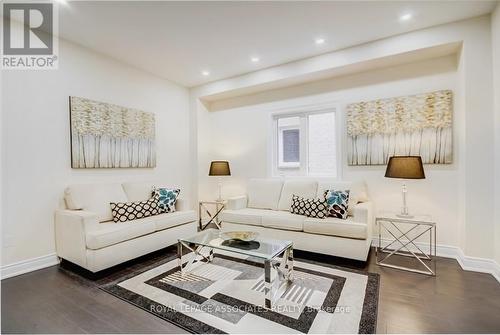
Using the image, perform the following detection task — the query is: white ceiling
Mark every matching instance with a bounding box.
[59,1,497,87]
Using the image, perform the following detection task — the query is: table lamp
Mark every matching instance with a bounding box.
[209,161,231,201]
[385,156,425,218]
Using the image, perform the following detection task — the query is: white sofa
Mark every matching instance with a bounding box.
[220,179,373,261]
[55,182,197,272]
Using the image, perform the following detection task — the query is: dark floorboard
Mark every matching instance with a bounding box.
[2,247,500,334]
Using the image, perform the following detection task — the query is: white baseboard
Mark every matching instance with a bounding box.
[372,238,500,283]
[1,253,60,280]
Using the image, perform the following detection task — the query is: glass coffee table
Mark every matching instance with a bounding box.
[177,229,293,308]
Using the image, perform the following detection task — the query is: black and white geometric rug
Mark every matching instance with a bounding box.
[101,251,379,334]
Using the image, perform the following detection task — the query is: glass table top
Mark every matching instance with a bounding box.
[178,229,292,260]
[377,211,435,225]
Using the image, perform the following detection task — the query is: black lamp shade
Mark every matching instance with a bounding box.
[385,156,425,179]
[209,161,231,176]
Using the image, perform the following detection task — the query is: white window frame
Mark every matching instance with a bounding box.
[270,103,342,178]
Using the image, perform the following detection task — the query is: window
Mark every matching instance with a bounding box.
[273,109,338,177]
[277,116,300,168]
[282,129,300,163]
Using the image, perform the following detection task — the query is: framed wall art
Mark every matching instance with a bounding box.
[69,96,156,168]
[346,90,452,165]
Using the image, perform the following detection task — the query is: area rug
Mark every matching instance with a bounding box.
[100,251,379,334]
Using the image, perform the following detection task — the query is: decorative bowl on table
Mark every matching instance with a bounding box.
[221,231,259,242]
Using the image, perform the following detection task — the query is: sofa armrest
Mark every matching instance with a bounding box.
[55,209,99,230]
[352,201,373,224]
[352,201,373,239]
[226,196,247,210]
[54,210,99,268]
[175,198,190,211]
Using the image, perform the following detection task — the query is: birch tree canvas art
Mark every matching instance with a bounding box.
[346,90,452,165]
[70,96,156,168]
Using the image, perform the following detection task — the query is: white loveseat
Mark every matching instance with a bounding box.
[220,179,373,261]
[55,182,197,272]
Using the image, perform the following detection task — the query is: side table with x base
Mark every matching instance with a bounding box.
[375,214,436,276]
[198,200,225,230]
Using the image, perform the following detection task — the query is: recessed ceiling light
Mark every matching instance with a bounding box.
[251,57,260,63]
[399,13,412,21]
[201,70,210,76]
[315,38,325,45]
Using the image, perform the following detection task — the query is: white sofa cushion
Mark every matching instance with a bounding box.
[247,179,283,210]
[221,208,270,226]
[121,182,154,202]
[261,211,304,231]
[86,218,156,249]
[316,180,369,215]
[155,211,197,231]
[226,196,248,210]
[303,217,367,239]
[277,180,318,211]
[65,183,128,222]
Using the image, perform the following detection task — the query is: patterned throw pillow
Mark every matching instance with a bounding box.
[324,190,350,219]
[110,197,161,223]
[290,195,328,218]
[152,187,180,213]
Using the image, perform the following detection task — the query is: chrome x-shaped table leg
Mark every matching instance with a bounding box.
[177,240,214,275]
[264,245,294,308]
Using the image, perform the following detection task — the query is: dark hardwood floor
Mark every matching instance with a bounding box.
[2,247,500,334]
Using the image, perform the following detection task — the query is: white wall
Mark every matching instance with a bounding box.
[198,56,462,248]
[459,16,495,260]
[193,15,496,260]
[1,39,192,266]
[492,4,500,264]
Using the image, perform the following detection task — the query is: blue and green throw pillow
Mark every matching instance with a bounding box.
[324,190,350,219]
[152,187,180,213]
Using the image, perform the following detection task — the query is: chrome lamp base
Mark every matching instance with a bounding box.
[398,183,414,218]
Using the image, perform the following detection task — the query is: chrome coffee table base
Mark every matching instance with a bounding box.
[177,239,294,308]
[177,240,214,274]
[264,245,294,308]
